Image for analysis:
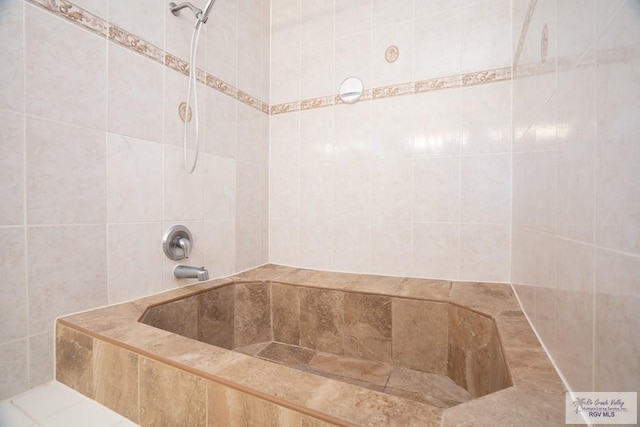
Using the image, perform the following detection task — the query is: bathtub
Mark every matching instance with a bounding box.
[56,264,567,426]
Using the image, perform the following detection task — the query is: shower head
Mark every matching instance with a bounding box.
[200,0,216,24]
[169,0,216,24]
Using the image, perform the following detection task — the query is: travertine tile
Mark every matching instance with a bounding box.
[211,355,329,407]
[396,278,452,302]
[300,288,344,354]
[139,296,198,339]
[503,348,566,395]
[232,264,292,281]
[198,284,234,349]
[308,353,392,387]
[305,380,443,427]
[343,293,392,363]
[442,387,565,427]
[385,367,472,408]
[447,305,494,397]
[450,281,520,316]
[392,299,448,374]
[233,341,270,356]
[272,283,301,345]
[257,342,317,366]
[93,341,138,423]
[234,282,272,347]
[56,324,93,398]
[60,302,140,333]
[139,357,207,427]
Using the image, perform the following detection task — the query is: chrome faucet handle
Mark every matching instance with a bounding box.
[177,237,191,258]
[162,225,193,260]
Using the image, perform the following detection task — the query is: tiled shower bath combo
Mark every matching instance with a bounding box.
[1,0,638,424]
[56,265,565,426]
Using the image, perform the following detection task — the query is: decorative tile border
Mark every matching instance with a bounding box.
[25,0,268,114]
[270,67,513,115]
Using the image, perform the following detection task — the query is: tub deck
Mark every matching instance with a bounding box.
[56,264,567,426]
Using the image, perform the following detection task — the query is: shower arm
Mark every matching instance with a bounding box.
[169,2,204,21]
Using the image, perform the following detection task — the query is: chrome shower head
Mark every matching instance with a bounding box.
[200,0,216,24]
[169,0,216,24]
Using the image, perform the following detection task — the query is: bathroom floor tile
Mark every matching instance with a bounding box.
[0,399,35,427]
[40,399,126,427]
[10,381,85,421]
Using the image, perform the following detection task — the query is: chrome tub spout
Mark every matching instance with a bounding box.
[173,265,209,281]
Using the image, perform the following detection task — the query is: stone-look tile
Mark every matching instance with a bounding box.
[385,367,472,408]
[56,324,94,398]
[0,0,23,113]
[234,341,270,357]
[447,305,494,398]
[139,296,198,340]
[211,355,329,407]
[488,325,511,394]
[257,342,317,366]
[450,282,520,317]
[343,293,392,363]
[141,333,239,373]
[392,299,448,374]
[198,285,234,349]
[272,283,301,345]
[305,380,443,427]
[93,341,139,423]
[208,381,333,427]
[503,348,566,396]
[307,353,392,387]
[234,282,272,347]
[59,302,141,334]
[233,264,295,280]
[139,357,207,427]
[396,278,451,302]
[300,288,344,354]
[494,310,540,351]
[442,387,565,427]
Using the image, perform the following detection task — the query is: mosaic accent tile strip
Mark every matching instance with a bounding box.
[26,0,268,114]
[27,0,108,37]
[109,25,164,64]
[271,67,513,115]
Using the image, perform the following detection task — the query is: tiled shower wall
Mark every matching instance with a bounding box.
[268,0,513,281]
[511,0,639,397]
[0,0,269,398]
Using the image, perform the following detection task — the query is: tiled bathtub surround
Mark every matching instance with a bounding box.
[0,0,269,398]
[56,265,566,426]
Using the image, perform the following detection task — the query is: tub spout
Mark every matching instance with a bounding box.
[173,265,209,281]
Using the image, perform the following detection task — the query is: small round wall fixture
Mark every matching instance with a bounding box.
[339,77,364,104]
[385,45,399,63]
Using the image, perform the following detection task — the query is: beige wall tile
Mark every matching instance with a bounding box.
[0,228,26,342]
[29,332,53,388]
[0,339,28,400]
[0,111,23,226]
[272,283,301,346]
[140,296,198,340]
